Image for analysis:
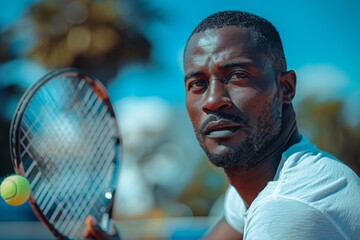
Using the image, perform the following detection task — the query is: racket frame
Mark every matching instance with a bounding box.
[9,68,122,239]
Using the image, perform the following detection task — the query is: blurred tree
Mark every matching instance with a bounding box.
[0,84,26,177]
[1,0,162,84]
[297,98,360,175]
[0,34,14,62]
[179,159,228,216]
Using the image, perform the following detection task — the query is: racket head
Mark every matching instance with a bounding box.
[9,68,122,239]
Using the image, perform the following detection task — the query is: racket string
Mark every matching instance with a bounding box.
[39,82,110,219]
[21,87,80,204]
[17,76,119,238]
[55,124,116,234]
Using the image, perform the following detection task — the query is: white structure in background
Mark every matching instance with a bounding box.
[294,63,359,126]
[295,63,350,102]
[112,96,203,218]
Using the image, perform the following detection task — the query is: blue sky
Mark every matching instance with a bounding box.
[1,0,360,120]
[111,1,359,100]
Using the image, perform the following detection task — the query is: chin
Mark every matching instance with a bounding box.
[196,131,256,168]
[204,145,251,168]
[203,132,266,167]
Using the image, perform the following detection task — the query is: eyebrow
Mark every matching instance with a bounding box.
[184,71,204,82]
[184,60,258,82]
[219,61,253,69]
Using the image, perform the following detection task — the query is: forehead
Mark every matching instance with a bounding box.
[184,26,261,67]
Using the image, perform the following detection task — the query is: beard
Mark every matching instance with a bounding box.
[195,93,282,170]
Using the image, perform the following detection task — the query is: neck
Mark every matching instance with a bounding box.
[224,104,300,208]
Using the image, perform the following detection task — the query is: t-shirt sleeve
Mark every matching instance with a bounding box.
[223,185,247,234]
[245,197,346,240]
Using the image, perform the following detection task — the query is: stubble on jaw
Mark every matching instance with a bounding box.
[195,93,282,171]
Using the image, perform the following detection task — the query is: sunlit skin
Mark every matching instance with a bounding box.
[184,26,300,207]
[185,27,281,167]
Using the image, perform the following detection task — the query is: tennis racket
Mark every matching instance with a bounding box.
[9,68,122,239]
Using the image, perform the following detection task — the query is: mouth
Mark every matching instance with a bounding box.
[203,120,243,138]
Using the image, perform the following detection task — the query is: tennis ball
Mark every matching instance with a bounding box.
[0,175,31,206]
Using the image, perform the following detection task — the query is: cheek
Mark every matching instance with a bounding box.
[230,88,277,119]
[230,88,258,109]
[186,97,202,127]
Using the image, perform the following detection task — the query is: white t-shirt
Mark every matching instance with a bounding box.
[224,136,360,239]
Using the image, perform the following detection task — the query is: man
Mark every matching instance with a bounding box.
[84,10,360,239]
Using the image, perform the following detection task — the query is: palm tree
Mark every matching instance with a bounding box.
[2,0,161,85]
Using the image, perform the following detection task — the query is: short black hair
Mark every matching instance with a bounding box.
[185,10,287,73]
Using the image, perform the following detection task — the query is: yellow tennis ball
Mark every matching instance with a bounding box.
[1,175,31,206]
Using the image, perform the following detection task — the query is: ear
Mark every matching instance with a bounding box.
[278,70,296,104]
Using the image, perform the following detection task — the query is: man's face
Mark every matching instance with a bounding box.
[184,26,283,169]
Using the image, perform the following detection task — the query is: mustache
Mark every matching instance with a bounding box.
[199,112,249,134]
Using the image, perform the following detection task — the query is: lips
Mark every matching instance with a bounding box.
[203,120,243,138]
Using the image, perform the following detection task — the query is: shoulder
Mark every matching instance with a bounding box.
[281,136,357,179]
[245,197,349,240]
[250,136,360,239]
[276,136,360,202]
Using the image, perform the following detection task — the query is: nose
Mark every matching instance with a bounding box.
[201,80,232,113]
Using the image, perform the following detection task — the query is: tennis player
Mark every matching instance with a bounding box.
[84,10,360,240]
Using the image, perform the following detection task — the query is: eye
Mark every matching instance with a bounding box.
[188,79,208,92]
[226,71,249,82]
